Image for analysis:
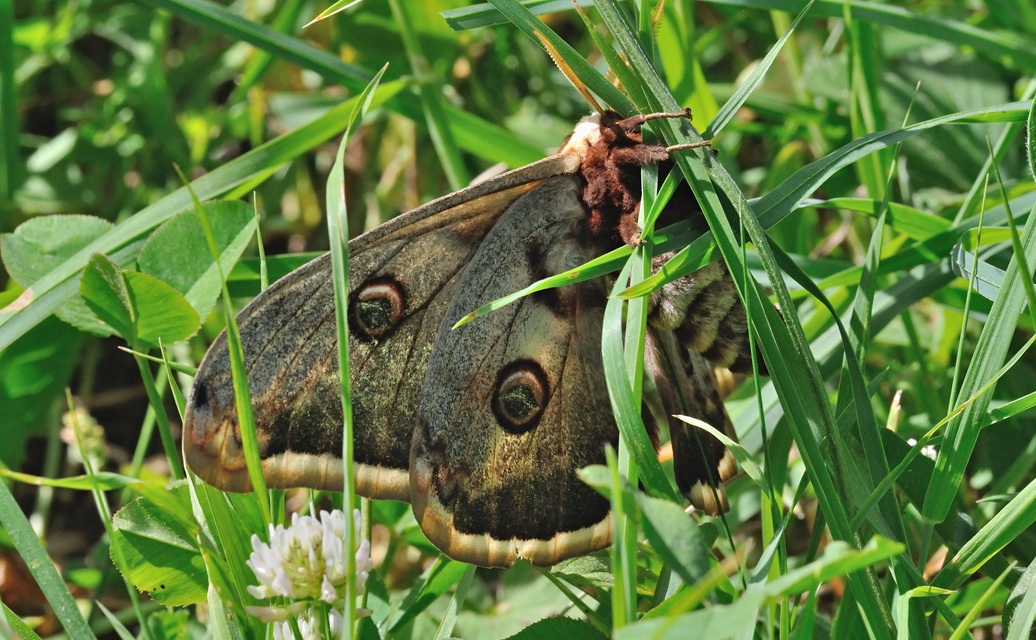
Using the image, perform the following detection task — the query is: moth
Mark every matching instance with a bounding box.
[184,109,753,568]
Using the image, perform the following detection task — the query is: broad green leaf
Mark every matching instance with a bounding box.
[111,494,208,607]
[0,214,118,334]
[636,493,712,586]
[0,303,79,468]
[1,215,113,282]
[138,201,257,320]
[80,253,134,341]
[551,554,614,592]
[503,617,608,640]
[123,271,201,346]
[81,253,201,347]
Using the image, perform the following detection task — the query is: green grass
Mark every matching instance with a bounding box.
[2,0,1036,637]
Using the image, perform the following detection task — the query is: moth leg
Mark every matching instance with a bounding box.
[615,108,694,133]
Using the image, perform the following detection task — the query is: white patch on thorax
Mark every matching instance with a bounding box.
[559,113,602,159]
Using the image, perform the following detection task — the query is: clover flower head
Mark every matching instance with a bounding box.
[271,605,344,640]
[245,506,373,627]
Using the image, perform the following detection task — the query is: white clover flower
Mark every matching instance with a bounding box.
[272,605,343,640]
[245,506,373,627]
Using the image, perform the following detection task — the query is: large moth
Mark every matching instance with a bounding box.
[184,109,751,567]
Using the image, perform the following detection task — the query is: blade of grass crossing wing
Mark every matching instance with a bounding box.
[454,245,632,327]
[610,165,657,628]
[603,260,679,502]
[187,175,271,525]
[327,66,387,639]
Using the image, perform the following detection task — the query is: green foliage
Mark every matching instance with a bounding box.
[138,201,258,320]
[0,311,78,468]
[110,484,209,607]
[81,253,201,347]
[2,0,1036,638]
[1,214,120,334]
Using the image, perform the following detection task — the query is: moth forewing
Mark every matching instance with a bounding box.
[183,153,581,499]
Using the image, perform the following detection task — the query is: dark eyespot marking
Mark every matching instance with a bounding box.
[349,276,406,341]
[493,360,549,434]
[192,381,209,409]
